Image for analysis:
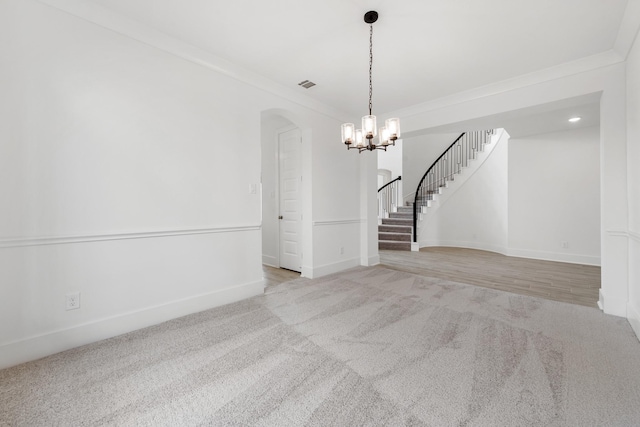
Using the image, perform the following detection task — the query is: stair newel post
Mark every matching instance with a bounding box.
[413,200,417,243]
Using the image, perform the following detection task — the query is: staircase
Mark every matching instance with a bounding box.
[377,129,496,251]
[411,129,496,244]
[378,206,412,250]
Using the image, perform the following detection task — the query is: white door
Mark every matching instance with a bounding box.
[278,128,302,272]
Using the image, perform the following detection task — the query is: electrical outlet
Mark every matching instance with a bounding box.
[561,241,569,249]
[66,292,80,311]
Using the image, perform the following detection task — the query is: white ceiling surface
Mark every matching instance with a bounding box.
[79,0,629,132]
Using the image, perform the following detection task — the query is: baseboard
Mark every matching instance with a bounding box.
[598,288,628,318]
[628,301,640,342]
[598,289,604,310]
[363,255,380,267]
[419,240,508,256]
[418,241,600,266]
[507,248,600,266]
[0,279,264,370]
[307,257,361,279]
[301,265,313,279]
[262,254,277,267]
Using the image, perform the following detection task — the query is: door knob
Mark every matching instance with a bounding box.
[278,215,283,220]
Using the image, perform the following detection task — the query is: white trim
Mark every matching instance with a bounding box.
[598,289,604,311]
[35,0,350,122]
[301,265,314,279]
[262,255,277,267]
[389,51,623,119]
[312,219,362,227]
[607,229,630,238]
[0,225,261,248]
[628,301,640,342]
[599,288,628,318]
[0,279,264,370]
[420,240,508,257]
[613,0,640,60]
[305,257,361,279]
[507,248,601,266]
[418,240,601,266]
[606,230,640,243]
[364,255,380,267]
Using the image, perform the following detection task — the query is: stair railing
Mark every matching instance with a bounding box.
[378,175,401,220]
[412,130,495,242]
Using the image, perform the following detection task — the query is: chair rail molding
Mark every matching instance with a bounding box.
[0,225,261,248]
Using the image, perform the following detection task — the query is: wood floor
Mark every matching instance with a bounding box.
[263,246,601,308]
[263,265,301,290]
[380,247,600,308]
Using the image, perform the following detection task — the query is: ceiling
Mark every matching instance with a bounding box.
[79,0,629,129]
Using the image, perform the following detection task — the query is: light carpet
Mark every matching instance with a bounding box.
[1,266,640,426]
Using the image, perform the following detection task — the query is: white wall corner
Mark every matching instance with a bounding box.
[598,289,604,311]
[301,265,314,279]
[0,279,264,370]
[600,289,628,318]
[627,301,640,341]
[262,255,277,267]
[364,255,380,267]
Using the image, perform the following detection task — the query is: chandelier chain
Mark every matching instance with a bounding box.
[368,24,373,116]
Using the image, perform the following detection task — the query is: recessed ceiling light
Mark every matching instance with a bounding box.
[568,117,581,123]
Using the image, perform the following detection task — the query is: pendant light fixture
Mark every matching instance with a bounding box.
[341,11,400,153]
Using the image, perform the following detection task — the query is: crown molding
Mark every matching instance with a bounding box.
[613,0,640,60]
[386,50,624,119]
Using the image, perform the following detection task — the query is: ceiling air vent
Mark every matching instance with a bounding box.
[298,80,316,89]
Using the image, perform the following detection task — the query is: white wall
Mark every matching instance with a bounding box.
[402,133,459,203]
[626,25,640,338]
[418,132,509,253]
[378,139,403,181]
[0,0,361,368]
[508,126,601,265]
[310,114,363,276]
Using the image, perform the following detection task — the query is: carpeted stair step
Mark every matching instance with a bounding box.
[379,205,413,251]
[378,232,411,242]
[382,218,413,226]
[379,224,412,234]
[389,212,412,220]
[378,240,412,250]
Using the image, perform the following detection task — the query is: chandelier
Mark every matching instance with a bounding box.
[341,11,400,153]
